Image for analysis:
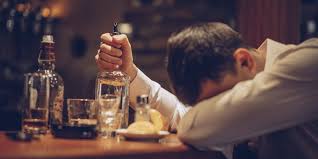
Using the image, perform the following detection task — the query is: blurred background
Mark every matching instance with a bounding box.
[0,0,317,130]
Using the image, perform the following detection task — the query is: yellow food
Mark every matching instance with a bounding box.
[149,109,169,131]
[127,109,169,134]
[127,121,156,134]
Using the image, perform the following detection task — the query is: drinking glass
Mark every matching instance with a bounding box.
[67,99,97,126]
[96,71,130,128]
[97,94,121,138]
[22,73,50,135]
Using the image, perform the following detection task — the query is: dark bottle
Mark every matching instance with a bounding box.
[37,35,64,131]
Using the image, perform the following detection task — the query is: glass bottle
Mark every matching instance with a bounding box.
[37,35,64,131]
[135,95,150,122]
[96,23,130,128]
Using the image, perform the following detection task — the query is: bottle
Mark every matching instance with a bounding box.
[135,95,150,122]
[37,35,64,132]
[95,22,130,128]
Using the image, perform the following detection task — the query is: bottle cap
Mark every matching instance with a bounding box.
[42,35,54,43]
[112,22,121,35]
[137,94,149,105]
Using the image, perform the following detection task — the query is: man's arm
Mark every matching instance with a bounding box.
[129,68,190,129]
[178,39,318,149]
[96,33,189,128]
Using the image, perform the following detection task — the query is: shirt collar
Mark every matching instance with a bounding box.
[258,38,291,71]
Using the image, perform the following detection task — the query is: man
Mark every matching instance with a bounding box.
[95,22,318,159]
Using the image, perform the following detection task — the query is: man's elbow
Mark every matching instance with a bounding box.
[177,118,202,146]
[176,107,228,147]
[177,127,222,151]
[177,122,229,148]
[177,125,211,147]
[177,128,191,144]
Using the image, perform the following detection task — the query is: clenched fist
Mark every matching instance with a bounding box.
[95,33,137,81]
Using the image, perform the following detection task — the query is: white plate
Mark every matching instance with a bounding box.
[116,129,170,140]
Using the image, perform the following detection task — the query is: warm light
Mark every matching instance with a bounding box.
[16,4,25,12]
[118,23,133,35]
[50,2,66,18]
[41,7,51,18]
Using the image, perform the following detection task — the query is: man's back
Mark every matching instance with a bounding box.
[258,38,318,159]
[259,120,318,159]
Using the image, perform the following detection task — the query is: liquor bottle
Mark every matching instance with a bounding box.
[37,35,64,132]
[96,23,130,128]
[135,95,150,122]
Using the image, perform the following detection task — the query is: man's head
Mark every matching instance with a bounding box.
[167,22,264,105]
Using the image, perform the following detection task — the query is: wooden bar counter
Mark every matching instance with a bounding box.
[0,132,225,159]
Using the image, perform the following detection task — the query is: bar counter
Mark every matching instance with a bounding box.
[0,132,225,159]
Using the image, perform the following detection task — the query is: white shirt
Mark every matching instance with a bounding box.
[129,38,318,159]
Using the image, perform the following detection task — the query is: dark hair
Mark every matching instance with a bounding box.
[167,22,244,105]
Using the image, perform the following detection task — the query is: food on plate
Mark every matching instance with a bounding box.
[127,121,156,134]
[149,109,169,131]
[127,109,169,135]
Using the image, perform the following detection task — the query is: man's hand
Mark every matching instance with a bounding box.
[95,33,137,81]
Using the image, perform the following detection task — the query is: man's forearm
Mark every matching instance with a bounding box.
[178,72,318,149]
[129,68,189,128]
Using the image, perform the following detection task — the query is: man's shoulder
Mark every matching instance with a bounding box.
[280,38,318,56]
[298,38,318,48]
[272,38,318,81]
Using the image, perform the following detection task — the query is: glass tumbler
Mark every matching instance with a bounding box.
[22,73,50,135]
[95,71,130,128]
[67,99,97,126]
[97,94,122,138]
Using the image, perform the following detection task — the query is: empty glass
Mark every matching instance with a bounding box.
[67,99,97,126]
[22,73,50,135]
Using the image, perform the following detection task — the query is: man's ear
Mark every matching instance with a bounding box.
[233,48,256,73]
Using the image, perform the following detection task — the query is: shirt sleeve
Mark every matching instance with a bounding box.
[129,69,190,129]
[177,39,318,150]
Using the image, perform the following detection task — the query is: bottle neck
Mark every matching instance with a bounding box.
[38,42,56,71]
